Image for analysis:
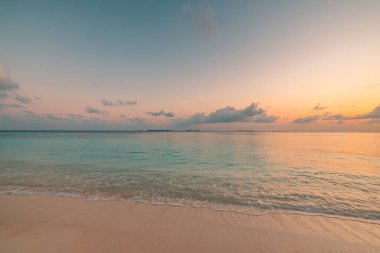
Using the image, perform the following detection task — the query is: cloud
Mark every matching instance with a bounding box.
[0,112,121,130]
[177,112,206,126]
[313,103,328,110]
[292,104,380,124]
[127,117,146,124]
[0,78,19,91]
[0,103,25,110]
[183,2,217,39]
[102,99,137,106]
[146,110,175,117]
[0,65,19,91]
[322,113,346,120]
[323,104,380,121]
[46,113,63,121]
[0,108,153,130]
[292,115,320,124]
[177,102,278,126]
[253,114,279,123]
[43,113,90,122]
[85,107,108,114]
[353,104,380,119]
[0,91,8,100]
[66,113,85,120]
[205,103,264,123]
[101,100,113,106]
[14,94,32,104]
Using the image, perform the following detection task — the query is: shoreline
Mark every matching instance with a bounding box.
[1,191,379,226]
[1,194,379,252]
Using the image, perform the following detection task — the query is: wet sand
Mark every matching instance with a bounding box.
[0,194,379,253]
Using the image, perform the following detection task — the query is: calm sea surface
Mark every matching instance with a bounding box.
[0,131,379,221]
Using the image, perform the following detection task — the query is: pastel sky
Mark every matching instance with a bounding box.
[0,0,379,131]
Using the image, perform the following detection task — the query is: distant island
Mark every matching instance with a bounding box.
[147,130,172,132]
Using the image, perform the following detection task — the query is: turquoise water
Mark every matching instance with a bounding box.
[0,131,379,221]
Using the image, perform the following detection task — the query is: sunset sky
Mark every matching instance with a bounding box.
[0,0,379,131]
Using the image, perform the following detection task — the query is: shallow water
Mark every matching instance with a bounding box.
[0,131,379,220]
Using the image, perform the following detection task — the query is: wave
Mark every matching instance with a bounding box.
[1,186,379,225]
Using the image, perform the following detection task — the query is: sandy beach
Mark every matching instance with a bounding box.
[0,195,379,253]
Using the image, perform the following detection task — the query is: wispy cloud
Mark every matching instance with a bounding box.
[183,2,217,39]
[0,91,8,100]
[102,99,137,106]
[14,94,32,104]
[292,104,380,124]
[85,107,108,115]
[176,102,278,126]
[0,65,19,91]
[313,103,328,110]
[292,115,320,124]
[323,104,380,121]
[146,110,175,117]
[0,66,34,107]
[0,112,120,130]
[253,114,279,123]
[0,103,25,110]
[127,117,146,124]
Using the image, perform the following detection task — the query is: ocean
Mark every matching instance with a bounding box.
[0,131,379,221]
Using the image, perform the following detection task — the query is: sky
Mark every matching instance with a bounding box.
[0,0,379,131]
